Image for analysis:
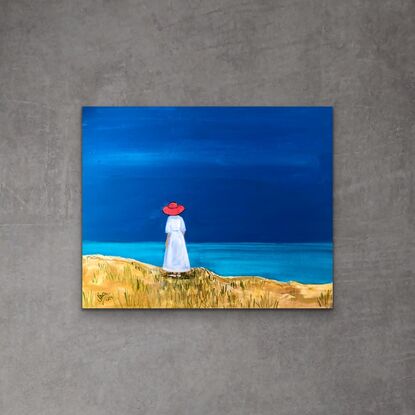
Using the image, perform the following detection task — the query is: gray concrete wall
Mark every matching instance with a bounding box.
[0,1,414,414]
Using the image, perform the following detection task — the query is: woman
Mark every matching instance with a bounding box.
[162,202,191,275]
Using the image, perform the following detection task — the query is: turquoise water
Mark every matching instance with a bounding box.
[83,241,332,284]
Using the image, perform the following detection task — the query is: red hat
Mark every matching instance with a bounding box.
[162,201,185,216]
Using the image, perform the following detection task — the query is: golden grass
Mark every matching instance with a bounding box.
[82,255,333,309]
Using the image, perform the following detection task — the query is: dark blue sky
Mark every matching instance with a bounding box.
[82,107,332,243]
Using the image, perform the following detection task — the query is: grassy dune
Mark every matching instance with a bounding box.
[82,255,333,309]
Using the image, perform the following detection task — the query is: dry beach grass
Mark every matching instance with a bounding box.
[82,255,333,309]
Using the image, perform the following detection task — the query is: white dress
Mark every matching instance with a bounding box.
[163,215,191,272]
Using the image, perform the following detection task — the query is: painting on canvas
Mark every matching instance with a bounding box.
[82,107,333,309]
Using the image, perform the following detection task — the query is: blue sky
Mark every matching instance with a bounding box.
[82,107,332,243]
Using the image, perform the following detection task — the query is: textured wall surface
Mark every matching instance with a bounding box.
[0,1,414,414]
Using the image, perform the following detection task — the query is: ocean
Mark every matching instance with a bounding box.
[83,242,332,284]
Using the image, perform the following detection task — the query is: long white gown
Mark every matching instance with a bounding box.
[163,215,191,272]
